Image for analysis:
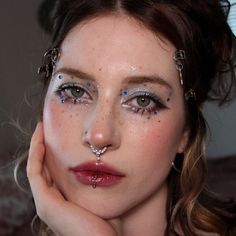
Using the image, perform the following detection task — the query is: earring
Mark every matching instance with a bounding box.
[171,161,181,173]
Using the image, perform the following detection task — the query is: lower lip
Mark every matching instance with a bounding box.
[72,171,123,187]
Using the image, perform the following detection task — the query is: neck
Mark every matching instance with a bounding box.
[110,183,168,236]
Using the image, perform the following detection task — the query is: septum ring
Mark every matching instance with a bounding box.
[89,144,108,162]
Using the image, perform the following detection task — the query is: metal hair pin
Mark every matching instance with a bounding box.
[185,89,196,101]
[38,47,60,79]
[173,50,185,86]
[90,144,108,162]
[173,50,196,101]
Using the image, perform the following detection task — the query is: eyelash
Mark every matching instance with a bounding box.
[55,83,92,104]
[55,84,167,116]
[122,92,167,116]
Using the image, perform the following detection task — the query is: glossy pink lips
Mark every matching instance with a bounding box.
[69,161,125,187]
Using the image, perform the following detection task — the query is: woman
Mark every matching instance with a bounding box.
[25,0,236,235]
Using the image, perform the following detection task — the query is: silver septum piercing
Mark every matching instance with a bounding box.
[90,144,108,162]
[89,145,108,189]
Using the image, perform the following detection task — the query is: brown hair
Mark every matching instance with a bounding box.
[23,0,236,235]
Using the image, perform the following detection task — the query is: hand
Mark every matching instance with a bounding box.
[27,122,119,236]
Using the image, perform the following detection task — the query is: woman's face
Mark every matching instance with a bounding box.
[43,15,188,219]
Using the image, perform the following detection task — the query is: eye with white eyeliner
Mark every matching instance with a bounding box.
[121,91,168,116]
[55,82,92,104]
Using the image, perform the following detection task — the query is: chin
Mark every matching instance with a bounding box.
[65,189,131,220]
[76,198,124,219]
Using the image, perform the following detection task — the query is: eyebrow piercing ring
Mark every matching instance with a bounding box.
[90,144,108,162]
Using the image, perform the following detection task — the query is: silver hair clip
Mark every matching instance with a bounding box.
[38,47,60,79]
[185,89,196,101]
[173,50,185,86]
[173,50,196,101]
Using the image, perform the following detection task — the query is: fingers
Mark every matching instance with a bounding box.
[27,122,45,179]
[27,122,49,198]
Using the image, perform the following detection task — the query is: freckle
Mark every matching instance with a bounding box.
[167,97,170,102]
[99,68,102,71]
[147,116,151,120]
[158,119,161,123]
[76,113,79,116]
[144,84,147,87]
[139,66,142,70]
[61,110,65,113]
[70,114,73,118]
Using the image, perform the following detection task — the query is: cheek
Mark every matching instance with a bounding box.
[43,99,85,158]
[125,116,184,163]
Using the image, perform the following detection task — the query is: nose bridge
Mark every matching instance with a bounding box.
[82,94,120,150]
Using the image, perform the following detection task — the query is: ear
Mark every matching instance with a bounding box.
[177,126,190,153]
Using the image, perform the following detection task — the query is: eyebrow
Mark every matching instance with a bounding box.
[125,75,172,90]
[54,67,95,81]
[55,67,172,90]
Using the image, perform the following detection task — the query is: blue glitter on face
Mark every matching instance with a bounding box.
[123,91,128,96]
[58,74,63,80]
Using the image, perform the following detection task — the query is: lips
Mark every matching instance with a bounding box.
[69,161,125,187]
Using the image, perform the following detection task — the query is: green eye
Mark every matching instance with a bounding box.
[70,87,85,98]
[137,96,151,107]
[55,83,91,104]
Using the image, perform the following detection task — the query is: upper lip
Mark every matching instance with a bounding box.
[69,161,125,176]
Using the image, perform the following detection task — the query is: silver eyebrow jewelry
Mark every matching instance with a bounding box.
[90,144,108,162]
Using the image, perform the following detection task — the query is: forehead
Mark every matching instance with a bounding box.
[59,15,178,87]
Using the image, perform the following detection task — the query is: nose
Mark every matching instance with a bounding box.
[82,102,121,154]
